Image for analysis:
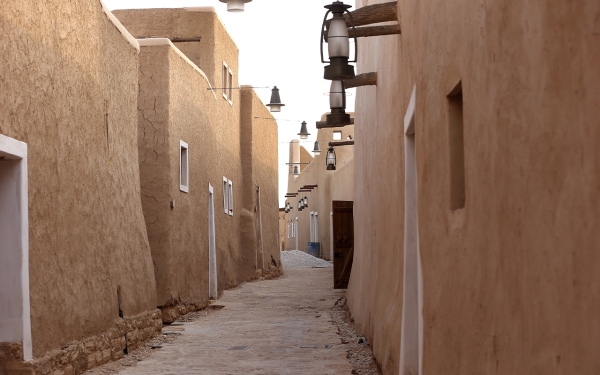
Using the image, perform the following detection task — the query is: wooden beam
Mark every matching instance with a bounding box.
[327,1,397,28]
[329,141,355,147]
[350,24,401,38]
[344,72,377,89]
[298,189,311,192]
[316,118,354,129]
[170,37,202,43]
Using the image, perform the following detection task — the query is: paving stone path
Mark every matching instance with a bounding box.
[118,267,352,375]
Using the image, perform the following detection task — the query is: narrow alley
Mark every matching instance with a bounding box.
[86,264,375,375]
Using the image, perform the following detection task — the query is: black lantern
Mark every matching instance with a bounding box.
[293,165,300,176]
[298,200,303,211]
[326,146,337,170]
[219,0,252,12]
[321,1,357,80]
[304,196,308,208]
[266,86,285,113]
[327,80,351,126]
[313,141,322,156]
[298,121,311,139]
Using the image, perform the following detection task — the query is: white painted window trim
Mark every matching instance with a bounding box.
[333,131,342,141]
[179,140,189,193]
[222,61,229,101]
[228,180,233,216]
[222,61,234,106]
[222,177,229,214]
[0,134,32,360]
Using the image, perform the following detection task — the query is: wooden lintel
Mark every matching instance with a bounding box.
[136,36,202,43]
[344,72,377,89]
[170,37,202,43]
[350,24,401,38]
[329,141,355,147]
[298,189,311,192]
[316,118,354,129]
[301,185,318,189]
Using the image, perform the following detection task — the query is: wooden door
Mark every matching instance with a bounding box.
[332,201,354,289]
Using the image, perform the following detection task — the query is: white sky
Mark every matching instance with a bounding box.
[104,0,356,206]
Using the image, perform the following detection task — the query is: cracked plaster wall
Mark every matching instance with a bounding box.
[0,0,157,358]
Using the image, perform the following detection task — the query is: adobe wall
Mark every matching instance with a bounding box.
[240,87,281,278]
[0,0,157,362]
[346,0,600,374]
[112,8,239,93]
[135,38,245,321]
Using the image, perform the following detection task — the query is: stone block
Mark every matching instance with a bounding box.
[87,354,96,369]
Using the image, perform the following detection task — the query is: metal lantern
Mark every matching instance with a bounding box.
[304,196,308,208]
[326,146,337,170]
[266,86,285,113]
[298,121,311,139]
[293,165,300,176]
[321,1,357,80]
[219,0,252,12]
[298,200,303,211]
[327,80,351,126]
[313,141,322,156]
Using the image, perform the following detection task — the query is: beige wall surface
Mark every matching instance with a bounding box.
[284,125,354,259]
[346,0,600,374]
[113,8,239,93]
[240,88,280,275]
[0,0,157,357]
[136,38,245,317]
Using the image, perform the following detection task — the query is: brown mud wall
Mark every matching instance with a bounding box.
[240,88,281,278]
[346,0,600,374]
[0,0,157,360]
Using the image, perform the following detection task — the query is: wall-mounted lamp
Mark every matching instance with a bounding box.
[219,0,252,12]
[298,200,303,211]
[266,86,285,113]
[326,146,337,170]
[321,1,357,80]
[298,121,311,139]
[327,80,351,126]
[293,165,300,176]
[304,196,309,208]
[313,141,322,156]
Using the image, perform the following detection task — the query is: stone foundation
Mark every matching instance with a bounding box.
[159,302,207,324]
[1,309,162,375]
[0,342,24,362]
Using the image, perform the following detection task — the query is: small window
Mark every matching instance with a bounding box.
[333,131,342,140]
[223,177,229,214]
[228,180,233,216]
[222,62,234,105]
[222,63,228,100]
[448,81,465,210]
[180,141,189,193]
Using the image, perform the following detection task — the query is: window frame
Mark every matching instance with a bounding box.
[179,140,189,193]
[223,177,229,214]
[333,131,342,141]
[228,179,233,216]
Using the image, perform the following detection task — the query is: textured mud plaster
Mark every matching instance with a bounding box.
[113,8,239,91]
[283,121,354,260]
[346,0,600,374]
[0,0,157,360]
[239,87,281,278]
